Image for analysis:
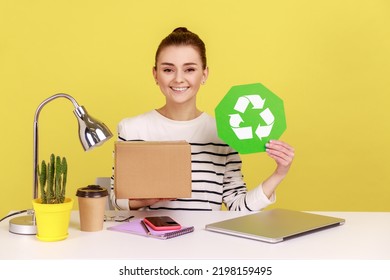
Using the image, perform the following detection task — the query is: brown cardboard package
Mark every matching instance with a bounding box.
[114,141,192,199]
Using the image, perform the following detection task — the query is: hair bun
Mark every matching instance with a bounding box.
[173,27,189,33]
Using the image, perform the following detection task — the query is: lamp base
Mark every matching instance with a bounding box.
[9,215,37,235]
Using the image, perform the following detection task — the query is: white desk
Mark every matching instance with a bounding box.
[1,210,389,259]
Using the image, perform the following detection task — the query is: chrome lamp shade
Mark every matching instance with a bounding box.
[74,105,112,151]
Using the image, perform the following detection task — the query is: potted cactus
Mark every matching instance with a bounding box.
[38,154,68,204]
[32,153,74,242]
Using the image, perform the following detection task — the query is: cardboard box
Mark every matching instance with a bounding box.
[114,141,192,199]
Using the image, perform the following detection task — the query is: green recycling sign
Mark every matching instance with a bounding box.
[215,83,286,154]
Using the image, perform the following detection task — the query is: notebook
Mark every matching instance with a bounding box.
[107,218,194,240]
[205,208,345,243]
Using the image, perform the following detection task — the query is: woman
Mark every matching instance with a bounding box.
[112,27,294,211]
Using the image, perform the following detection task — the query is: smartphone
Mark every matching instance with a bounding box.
[143,216,182,231]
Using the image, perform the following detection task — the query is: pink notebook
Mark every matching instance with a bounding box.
[107,218,194,239]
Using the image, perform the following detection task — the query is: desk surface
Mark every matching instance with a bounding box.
[1,210,389,260]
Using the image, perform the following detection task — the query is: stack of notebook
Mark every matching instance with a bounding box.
[107,218,194,240]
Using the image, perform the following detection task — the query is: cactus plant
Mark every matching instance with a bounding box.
[37,153,68,204]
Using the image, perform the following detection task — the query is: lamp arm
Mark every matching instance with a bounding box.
[34,93,80,121]
[33,93,82,199]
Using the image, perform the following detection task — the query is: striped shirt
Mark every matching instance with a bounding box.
[111,110,274,211]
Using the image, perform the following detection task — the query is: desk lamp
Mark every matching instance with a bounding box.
[9,93,113,235]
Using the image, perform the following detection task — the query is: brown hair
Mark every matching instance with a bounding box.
[154,27,207,70]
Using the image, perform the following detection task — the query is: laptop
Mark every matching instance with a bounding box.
[205,208,345,243]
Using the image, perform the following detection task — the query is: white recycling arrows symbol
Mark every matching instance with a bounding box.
[229,94,275,140]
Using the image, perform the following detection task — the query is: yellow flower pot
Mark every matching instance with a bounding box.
[32,198,74,242]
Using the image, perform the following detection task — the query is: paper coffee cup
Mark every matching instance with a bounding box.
[76,185,108,232]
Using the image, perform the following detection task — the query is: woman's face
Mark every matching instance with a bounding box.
[153,45,208,107]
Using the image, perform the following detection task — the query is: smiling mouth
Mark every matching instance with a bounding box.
[171,87,189,92]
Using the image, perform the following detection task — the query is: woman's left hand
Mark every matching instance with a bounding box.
[265,140,295,177]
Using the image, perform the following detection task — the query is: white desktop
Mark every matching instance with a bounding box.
[1,210,389,260]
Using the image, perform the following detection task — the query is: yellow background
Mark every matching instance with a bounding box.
[1,0,389,218]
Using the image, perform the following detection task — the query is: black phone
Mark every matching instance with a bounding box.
[143,216,181,231]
